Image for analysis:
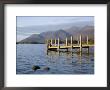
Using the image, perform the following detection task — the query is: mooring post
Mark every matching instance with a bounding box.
[71,36,73,51]
[87,35,88,45]
[77,36,79,45]
[80,35,82,52]
[51,38,52,45]
[46,39,48,44]
[71,36,73,46]
[46,39,49,50]
[58,38,60,50]
[87,36,89,53]
[66,37,68,46]
[55,38,56,46]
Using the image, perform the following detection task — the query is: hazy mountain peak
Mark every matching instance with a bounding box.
[18,25,94,44]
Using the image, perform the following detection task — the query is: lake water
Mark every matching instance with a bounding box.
[16,44,94,74]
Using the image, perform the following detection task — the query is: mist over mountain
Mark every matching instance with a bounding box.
[40,29,71,40]
[18,24,94,44]
[17,21,93,37]
[65,25,94,39]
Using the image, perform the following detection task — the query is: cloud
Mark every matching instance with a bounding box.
[17,16,94,27]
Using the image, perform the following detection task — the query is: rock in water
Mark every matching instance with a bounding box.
[32,65,40,71]
[44,67,50,71]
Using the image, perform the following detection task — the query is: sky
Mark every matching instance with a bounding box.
[17,16,94,27]
[16,16,94,41]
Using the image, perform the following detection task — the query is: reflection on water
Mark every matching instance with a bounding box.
[16,44,94,74]
[47,50,92,68]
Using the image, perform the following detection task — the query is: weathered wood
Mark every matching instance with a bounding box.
[77,36,79,45]
[87,35,88,45]
[55,38,56,46]
[78,41,79,45]
[46,39,48,44]
[71,36,73,46]
[79,35,82,52]
[51,38,52,45]
[66,37,68,46]
[58,38,60,50]
[71,36,73,51]
[47,35,93,53]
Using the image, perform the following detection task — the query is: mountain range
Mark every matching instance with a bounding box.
[17,25,94,44]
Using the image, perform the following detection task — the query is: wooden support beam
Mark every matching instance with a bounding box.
[71,36,73,51]
[58,38,60,50]
[71,36,73,46]
[47,35,91,53]
[51,38,52,45]
[77,37,79,45]
[55,38,56,46]
[46,39,48,44]
[78,41,79,45]
[79,35,82,52]
[46,39,49,50]
[66,37,68,46]
[87,35,88,45]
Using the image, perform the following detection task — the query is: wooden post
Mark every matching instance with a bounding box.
[58,38,60,50]
[71,36,73,46]
[55,38,56,46]
[46,39,49,50]
[71,36,73,51]
[46,39,48,44]
[79,35,82,52]
[78,41,79,45]
[87,36,88,45]
[51,38,52,45]
[77,37,79,45]
[66,37,68,46]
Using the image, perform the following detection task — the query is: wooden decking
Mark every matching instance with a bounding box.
[48,44,93,49]
[46,35,94,53]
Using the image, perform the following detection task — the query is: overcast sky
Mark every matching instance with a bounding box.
[17,16,94,27]
[16,16,94,41]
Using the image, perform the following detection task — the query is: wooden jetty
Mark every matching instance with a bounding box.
[46,35,94,53]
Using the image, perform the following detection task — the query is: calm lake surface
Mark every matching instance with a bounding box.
[16,44,94,74]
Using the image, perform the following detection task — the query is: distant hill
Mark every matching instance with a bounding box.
[40,29,71,40]
[18,25,94,44]
[65,25,94,40]
[19,34,45,44]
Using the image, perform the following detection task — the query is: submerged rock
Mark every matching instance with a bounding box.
[32,65,40,71]
[43,67,50,71]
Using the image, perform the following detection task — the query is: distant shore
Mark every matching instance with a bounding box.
[16,42,45,44]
